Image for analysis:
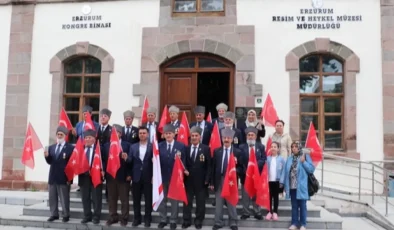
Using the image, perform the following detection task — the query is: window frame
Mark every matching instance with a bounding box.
[63,56,101,122]
[171,0,226,17]
[299,53,345,150]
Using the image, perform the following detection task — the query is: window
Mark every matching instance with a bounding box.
[172,0,225,16]
[299,54,344,150]
[63,57,101,142]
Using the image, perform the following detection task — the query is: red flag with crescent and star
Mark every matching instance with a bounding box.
[260,93,279,127]
[256,164,270,210]
[106,128,122,179]
[266,136,273,156]
[206,112,212,123]
[58,107,73,141]
[64,137,84,181]
[21,123,43,169]
[244,146,260,198]
[209,122,221,157]
[141,96,150,125]
[158,105,170,133]
[84,112,95,131]
[167,155,188,204]
[176,112,190,146]
[91,141,103,188]
[221,153,239,206]
[305,122,323,166]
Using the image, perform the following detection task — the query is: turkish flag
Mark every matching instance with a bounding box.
[158,105,170,133]
[21,123,43,169]
[209,122,221,157]
[256,164,270,210]
[260,93,279,127]
[167,155,188,204]
[77,137,90,174]
[244,147,260,198]
[206,112,212,123]
[141,96,150,125]
[106,128,122,179]
[90,141,103,188]
[221,153,239,206]
[58,107,73,141]
[176,112,190,146]
[305,122,323,166]
[64,137,84,181]
[266,136,273,157]
[84,112,95,131]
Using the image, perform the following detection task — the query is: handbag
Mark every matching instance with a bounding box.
[308,173,320,196]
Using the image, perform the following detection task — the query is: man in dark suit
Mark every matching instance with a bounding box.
[79,129,105,225]
[97,108,112,201]
[182,126,211,229]
[219,112,243,148]
[129,126,153,227]
[121,110,139,145]
[168,105,181,140]
[239,127,267,220]
[158,124,186,230]
[210,128,243,230]
[44,126,74,223]
[102,124,132,226]
[143,107,162,143]
[189,106,213,146]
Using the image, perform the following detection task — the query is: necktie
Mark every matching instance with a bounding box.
[191,146,197,162]
[222,148,228,174]
[197,122,201,127]
[55,144,61,156]
[126,127,130,137]
[86,146,92,166]
[167,144,171,155]
[101,126,105,132]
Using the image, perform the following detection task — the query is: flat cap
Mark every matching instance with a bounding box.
[190,126,202,135]
[216,103,228,111]
[112,124,123,133]
[245,126,258,135]
[100,108,112,117]
[221,128,235,138]
[82,105,93,113]
[56,126,69,135]
[163,124,176,133]
[168,105,180,113]
[223,111,235,120]
[123,110,135,118]
[147,107,157,114]
[83,129,96,138]
[194,106,205,114]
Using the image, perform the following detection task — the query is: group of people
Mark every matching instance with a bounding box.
[44,102,315,230]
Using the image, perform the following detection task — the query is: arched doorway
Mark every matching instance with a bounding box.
[160,53,235,122]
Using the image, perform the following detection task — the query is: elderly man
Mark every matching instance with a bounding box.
[219,112,243,148]
[44,126,74,223]
[210,128,243,230]
[212,103,234,129]
[189,106,213,145]
[79,129,105,225]
[121,110,139,144]
[97,108,112,147]
[168,105,180,139]
[142,107,161,143]
[239,127,266,220]
[158,124,186,230]
[72,105,99,139]
[182,126,211,229]
[103,124,131,226]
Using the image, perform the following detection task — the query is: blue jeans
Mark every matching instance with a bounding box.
[290,189,307,227]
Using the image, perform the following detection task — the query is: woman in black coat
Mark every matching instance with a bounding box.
[237,109,266,143]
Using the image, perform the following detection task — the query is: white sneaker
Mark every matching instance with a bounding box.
[288,225,297,230]
[300,226,306,230]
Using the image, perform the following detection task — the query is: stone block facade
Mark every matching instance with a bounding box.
[132,0,262,116]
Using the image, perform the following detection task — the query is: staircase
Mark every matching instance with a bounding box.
[6,188,344,229]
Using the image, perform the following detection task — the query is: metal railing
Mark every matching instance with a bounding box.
[318,153,394,216]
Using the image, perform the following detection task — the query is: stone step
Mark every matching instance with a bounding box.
[0,215,338,230]
[23,203,342,229]
[53,198,320,217]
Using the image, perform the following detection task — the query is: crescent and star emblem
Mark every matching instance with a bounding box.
[59,120,68,127]
[85,123,93,129]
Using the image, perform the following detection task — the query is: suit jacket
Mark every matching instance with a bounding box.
[97,124,112,146]
[168,120,181,140]
[212,118,235,129]
[102,141,131,182]
[75,121,100,139]
[45,142,74,185]
[78,144,104,186]
[219,127,243,148]
[239,143,266,184]
[184,144,211,191]
[158,140,186,184]
[143,121,162,143]
[211,146,243,192]
[121,125,139,144]
[129,142,154,183]
[237,119,266,143]
[189,121,213,145]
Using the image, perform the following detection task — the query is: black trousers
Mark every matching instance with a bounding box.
[132,181,153,223]
[79,174,103,220]
[107,177,130,221]
[183,185,207,225]
[268,181,280,213]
